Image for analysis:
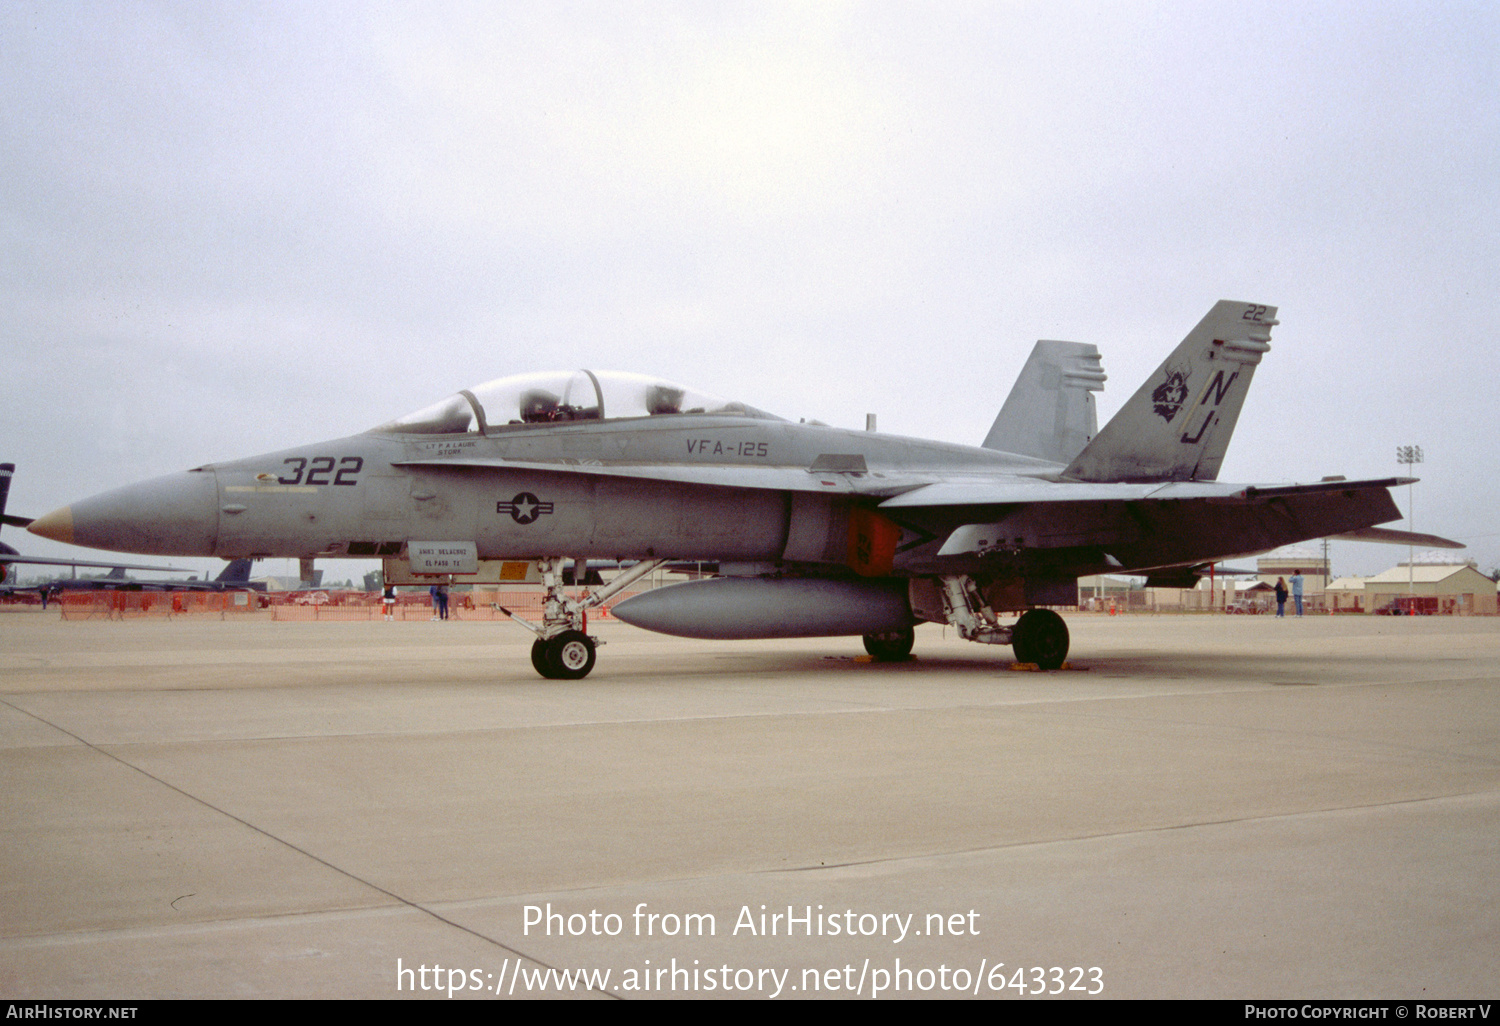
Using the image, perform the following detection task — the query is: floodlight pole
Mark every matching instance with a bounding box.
[1397,445,1424,601]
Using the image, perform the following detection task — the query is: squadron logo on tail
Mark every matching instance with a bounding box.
[1151,368,1190,423]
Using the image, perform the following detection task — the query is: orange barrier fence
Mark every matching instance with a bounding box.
[53,588,641,622]
[269,591,640,621]
[58,590,263,620]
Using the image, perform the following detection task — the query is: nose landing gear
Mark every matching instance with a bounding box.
[502,557,667,679]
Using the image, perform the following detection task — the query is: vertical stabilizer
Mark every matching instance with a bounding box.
[0,464,15,575]
[982,341,1106,464]
[0,463,13,526]
[216,558,255,583]
[1063,301,1276,482]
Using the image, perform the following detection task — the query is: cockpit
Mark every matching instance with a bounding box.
[372,370,782,435]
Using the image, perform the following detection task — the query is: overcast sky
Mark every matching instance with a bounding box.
[4,1,1497,582]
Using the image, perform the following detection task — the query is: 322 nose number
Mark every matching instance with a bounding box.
[278,456,364,486]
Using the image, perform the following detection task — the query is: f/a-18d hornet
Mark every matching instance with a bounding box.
[28,301,1457,678]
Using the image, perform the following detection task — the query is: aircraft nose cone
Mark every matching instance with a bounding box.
[27,506,75,545]
[31,471,219,556]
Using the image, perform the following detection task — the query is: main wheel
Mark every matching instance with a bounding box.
[1011,609,1069,669]
[863,627,915,661]
[546,630,596,680]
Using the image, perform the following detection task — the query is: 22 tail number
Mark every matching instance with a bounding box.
[278,456,364,486]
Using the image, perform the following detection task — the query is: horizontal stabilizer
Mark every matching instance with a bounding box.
[1141,563,1258,588]
[1331,527,1465,549]
[1143,570,1200,589]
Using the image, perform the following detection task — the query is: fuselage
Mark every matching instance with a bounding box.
[28,407,1405,591]
[28,370,1406,598]
[30,414,1054,569]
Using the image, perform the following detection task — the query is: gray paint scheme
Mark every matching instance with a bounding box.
[27,301,1454,672]
[611,577,914,640]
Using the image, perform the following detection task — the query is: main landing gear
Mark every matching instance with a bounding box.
[1009,608,1070,669]
[934,575,1071,670]
[502,558,667,680]
[862,627,916,661]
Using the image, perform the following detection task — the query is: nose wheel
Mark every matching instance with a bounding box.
[531,631,597,680]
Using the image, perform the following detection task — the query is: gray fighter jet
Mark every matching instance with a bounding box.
[28,301,1457,678]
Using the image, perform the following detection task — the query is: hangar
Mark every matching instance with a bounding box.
[1357,560,1497,615]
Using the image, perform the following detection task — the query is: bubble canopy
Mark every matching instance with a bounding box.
[373,370,782,435]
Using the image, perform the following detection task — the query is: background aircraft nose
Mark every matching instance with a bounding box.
[28,470,219,556]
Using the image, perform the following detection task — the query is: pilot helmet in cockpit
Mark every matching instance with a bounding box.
[645,384,685,416]
[520,389,562,423]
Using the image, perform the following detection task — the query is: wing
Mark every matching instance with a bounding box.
[0,554,194,572]
[876,476,1459,574]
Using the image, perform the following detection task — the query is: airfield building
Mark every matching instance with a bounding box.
[1358,560,1497,615]
[1256,548,1330,598]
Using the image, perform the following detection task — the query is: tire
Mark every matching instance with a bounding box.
[1011,609,1069,670]
[530,638,556,678]
[547,630,596,680]
[862,627,915,661]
